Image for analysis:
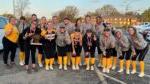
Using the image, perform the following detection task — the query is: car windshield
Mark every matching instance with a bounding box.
[0,17,7,29]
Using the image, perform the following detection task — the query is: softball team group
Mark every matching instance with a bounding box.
[2,14,149,77]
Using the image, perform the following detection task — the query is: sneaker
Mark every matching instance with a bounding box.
[79,63,82,66]
[91,66,94,70]
[19,61,25,66]
[72,65,76,70]
[76,65,79,70]
[50,65,54,70]
[45,66,50,71]
[131,70,136,74]
[112,66,116,70]
[118,69,123,73]
[102,68,106,73]
[64,65,68,70]
[138,73,145,77]
[59,65,63,69]
[39,63,43,68]
[126,70,130,74]
[86,65,90,70]
[106,69,110,73]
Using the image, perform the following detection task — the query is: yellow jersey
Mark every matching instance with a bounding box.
[4,23,19,43]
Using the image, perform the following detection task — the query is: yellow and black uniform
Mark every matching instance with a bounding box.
[22,27,41,66]
[100,29,116,73]
[129,30,149,77]
[109,44,117,70]
[3,23,19,64]
[83,30,97,70]
[71,30,82,70]
[115,29,132,74]
[56,26,71,70]
[43,28,57,70]
[18,22,28,65]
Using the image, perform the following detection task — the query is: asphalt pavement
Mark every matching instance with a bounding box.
[0,48,150,84]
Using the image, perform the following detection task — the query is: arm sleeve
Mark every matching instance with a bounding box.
[65,32,71,45]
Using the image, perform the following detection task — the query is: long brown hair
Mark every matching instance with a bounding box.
[128,26,137,37]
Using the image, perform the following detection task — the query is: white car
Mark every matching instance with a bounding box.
[134,22,150,32]
[134,22,150,42]
[0,16,8,50]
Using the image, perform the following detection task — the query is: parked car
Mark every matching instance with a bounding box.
[133,22,150,42]
[0,16,8,50]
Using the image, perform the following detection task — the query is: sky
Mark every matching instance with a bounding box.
[0,0,150,18]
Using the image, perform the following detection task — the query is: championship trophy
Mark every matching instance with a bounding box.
[30,34,42,45]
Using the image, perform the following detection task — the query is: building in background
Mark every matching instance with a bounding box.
[104,15,138,27]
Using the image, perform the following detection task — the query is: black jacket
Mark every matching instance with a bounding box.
[83,34,97,52]
[22,27,41,45]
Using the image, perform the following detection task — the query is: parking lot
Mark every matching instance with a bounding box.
[0,48,150,84]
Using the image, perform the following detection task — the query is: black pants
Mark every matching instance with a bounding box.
[2,37,17,64]
[84,46,96,58]
[132,45,149,61]
[43,42,56,59]
[111,48,117,57]
[72,45,82,57]
[66,44,72,52]
[57,46,67,56]
[119,49,132,60]
[103,49,112,58]
[24,44,36,65]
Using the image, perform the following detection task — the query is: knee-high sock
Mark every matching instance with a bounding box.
[58,56,62,65]
[19,51,24,62]
[132,61,136,71]
[71,57,75,65]
[67,52,71,64]
[50,58,54,66]
[120,60,124,70]
[84,57,86,65]
[140,61,144,73]
[106,58,111,69]
[23,52,25,61]
[63,56,68,66]
[126,60,131,70]
[85,57,89,66]
[109,56,113,68]
[45,59,50,67]
[90,57,95,65]
[113,57,117,67]
[38,53,42,64]
[102,57,106,68]
[78,56,81,64]
[76,56,80,65]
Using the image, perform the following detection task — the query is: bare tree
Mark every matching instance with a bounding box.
[86,11,97,16]
[14,0,30,17]
[95,4,120,17]
[54,6,79,21]
[141,8,150,22]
